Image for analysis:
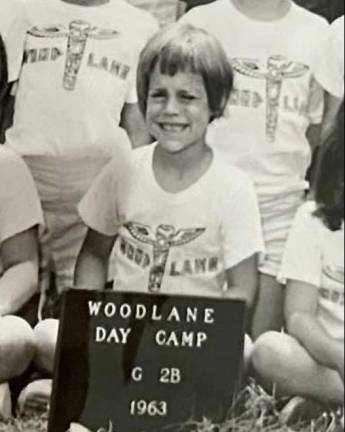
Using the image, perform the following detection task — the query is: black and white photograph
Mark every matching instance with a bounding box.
[0,0,344,431]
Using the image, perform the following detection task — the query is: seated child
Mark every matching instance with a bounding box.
[252,104,344,423]
[0,143,43,418]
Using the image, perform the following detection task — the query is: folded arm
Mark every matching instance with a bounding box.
[74,228,116,291]
[0,227,39,316]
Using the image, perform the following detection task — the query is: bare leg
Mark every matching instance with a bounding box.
[34,319,59,375]
[0,316,36,382]
[17,319,59,414]
[252,332,344,405]
[251,274,285,340]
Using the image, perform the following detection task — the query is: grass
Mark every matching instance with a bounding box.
[0,382,342,432]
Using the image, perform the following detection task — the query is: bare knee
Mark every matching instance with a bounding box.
[34,319,59,374]
[0,316,37,381]
[252,332,296,383]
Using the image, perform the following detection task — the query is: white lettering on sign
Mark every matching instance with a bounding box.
[155,330,208,349]
[95,327,132,345]
[88,301,216,325]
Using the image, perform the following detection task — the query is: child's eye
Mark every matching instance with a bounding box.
[149,91,166,99]
[180,94,197,101]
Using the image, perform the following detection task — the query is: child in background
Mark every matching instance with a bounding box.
[252,104,344,427]
[0,48,43,413]
[4,0,158,319]
[181,0,329,338]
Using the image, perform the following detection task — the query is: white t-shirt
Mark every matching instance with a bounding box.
[315,15,344,99]
[280,202,344,340]
[6,0,159,157]
[0,147,43,276]
[79,144,264,297]
[182,0,329,196]
[0,0,28,82]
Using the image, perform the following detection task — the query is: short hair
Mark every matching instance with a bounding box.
[137,24,234,121]
[0,35,8,99]
[314,102,344,231]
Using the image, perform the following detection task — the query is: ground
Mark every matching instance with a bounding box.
[0,382,342,432]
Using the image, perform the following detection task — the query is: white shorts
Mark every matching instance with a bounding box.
[258,190,305,277]
[24,155,112,293]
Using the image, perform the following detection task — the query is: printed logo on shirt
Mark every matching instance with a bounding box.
[24,21,130,91]
[124,222,206,293]
[231,55,309,142]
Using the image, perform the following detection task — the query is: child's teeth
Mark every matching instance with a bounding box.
[163,125,184,132]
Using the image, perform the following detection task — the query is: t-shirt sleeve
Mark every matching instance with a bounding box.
[0,1,28,82]
[315,17,344,98]
[221,172,265,269]
[279,202,322,287]
[0,152,43,244]
[79,147,135,236]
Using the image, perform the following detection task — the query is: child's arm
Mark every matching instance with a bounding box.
[0,227,39,316]
[306,123,322,153]
[74,229,116,291]
[225,254,258,310]
[285,281,344,381]
[320,92,343,143]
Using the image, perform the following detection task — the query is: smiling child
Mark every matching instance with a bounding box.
[75,24,264,306]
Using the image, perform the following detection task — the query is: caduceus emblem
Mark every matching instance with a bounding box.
[232,55,309,142]
[28,21,119,91]
[124,223,206,293]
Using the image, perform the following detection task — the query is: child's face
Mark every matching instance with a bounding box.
[146,66,211,154]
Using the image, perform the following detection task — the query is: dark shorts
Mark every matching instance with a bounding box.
[17,294,40,328]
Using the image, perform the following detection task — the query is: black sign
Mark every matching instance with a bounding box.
[49,290,245,432]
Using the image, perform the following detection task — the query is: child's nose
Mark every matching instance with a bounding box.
[164,97,179,114]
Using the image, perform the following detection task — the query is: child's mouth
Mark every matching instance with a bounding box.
[159,123,188,133]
